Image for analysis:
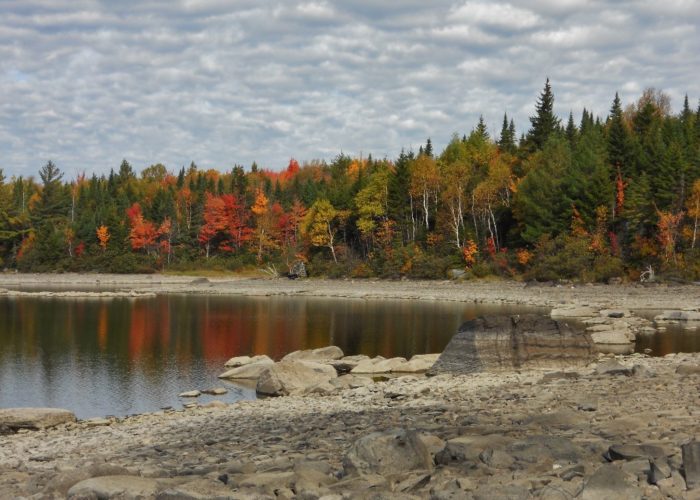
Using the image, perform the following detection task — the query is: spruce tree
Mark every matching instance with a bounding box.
[526,78,561,151]
[607,93,634,178]
[474,115,489,142]
[565,111,578,147]
[498,113,516,153]
[424,138,433,157]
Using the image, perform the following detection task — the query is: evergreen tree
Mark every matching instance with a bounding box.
[607,93,634,178]
[526,78,561,151]
[424,138,433,157]
[565,111,578,147]
[497,113,516,153]
[474,115,489,142]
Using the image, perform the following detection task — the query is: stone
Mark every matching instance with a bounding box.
[201,387,228,395]
[85,418,112,427]
[580,464,642,500]
[0,408,76,430]
[224,354,273,368]
[427,315,596,376]
[590,330,636,355]
[605,444,666,461]
[238,471,295,492]
[218,359,275,379]
[648,458,672,484]
[329,374,373,390]
[577,399,598,411]
[676,363,700,375]
[392,354,440,373]
[178,390,201,398]
[682,441,700,490]
[67,475,168,499]
[595,359,632,376]
[351,357,408,374]
[655,310,700,321]
[288,260,307,279]
[435,434,513,465]
[601,309,628,318]
[281,346,344,362]
[256,361,337,396]
[343,429,433,476]
[156,478,236,499]
[478,448,514,469]
[508,435,586,464]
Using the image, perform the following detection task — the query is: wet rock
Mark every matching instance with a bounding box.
[67,475,168,499]
[0,408,76,430]
[224,354,273,368]
[682,441,700,490]
[256,361,337,396]
[218,359,275,379]
[427,315,595,376]
[178,390,201,398]
[580,464,642,500]
[201,387,228,395]
[343,429,433,476]
[282,346,344,362]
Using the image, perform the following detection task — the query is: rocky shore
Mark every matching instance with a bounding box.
[0,351,698,498]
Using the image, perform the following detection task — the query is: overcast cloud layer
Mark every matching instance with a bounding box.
[1,0,699,178]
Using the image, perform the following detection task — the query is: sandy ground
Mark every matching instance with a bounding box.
[1,272,700,311]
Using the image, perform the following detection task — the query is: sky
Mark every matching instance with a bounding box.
[1,0,699,179]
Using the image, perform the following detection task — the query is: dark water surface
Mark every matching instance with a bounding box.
[0,294,540,419]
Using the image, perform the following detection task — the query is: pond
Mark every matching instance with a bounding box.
[0,294,541,419]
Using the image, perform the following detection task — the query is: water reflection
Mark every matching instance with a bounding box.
[0,295,538,418]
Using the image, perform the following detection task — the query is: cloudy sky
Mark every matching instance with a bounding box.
[1,0,699,178]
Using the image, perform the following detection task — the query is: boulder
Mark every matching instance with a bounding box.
[595,359,632,376]
[282,346,344,362]
[67,475,168,499]
[676,363,700,375]
[224,354,273,368]
[156,478,237,499]
[178,390,201,398]
[0,408,76,430]
[343,429,433,476]
[590,330,636,355]
[256,361,337,396]
[392,354,440,373]
[427,315,596,376]
[655,310,700,321]
[579,464,642,500]
[201,387,228,395]
[351,357,407,374]
[218,359,275,379]
[682,441,700,490]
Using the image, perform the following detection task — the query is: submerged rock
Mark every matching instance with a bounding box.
[427,315,595,376]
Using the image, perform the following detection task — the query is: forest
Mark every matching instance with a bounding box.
[1,81,699,282]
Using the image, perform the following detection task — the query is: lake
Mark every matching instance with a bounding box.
[1,293,697,419]
[0,294,540,419]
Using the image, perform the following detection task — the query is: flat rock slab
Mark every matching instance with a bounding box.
[67,475,169,499]
[0,408,76,430]
[218,359,275,379]
[282,346,344,362]
[427,315,595,376]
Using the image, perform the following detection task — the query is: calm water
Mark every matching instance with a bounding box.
[0,294,539,419]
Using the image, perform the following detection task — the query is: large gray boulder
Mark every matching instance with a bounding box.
[427,315,595,376]
[0,408,76,430]
[343,429,434,476]
[282,346,344,362]
[256,361,337,396]
[224,354,273,368]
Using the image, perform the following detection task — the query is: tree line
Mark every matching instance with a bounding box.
[1,80,699,281]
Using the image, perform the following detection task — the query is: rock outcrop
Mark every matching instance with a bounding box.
[0,408,76,430]
[427,314,596,376]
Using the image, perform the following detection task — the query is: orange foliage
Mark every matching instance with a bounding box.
[96,225,110,252]
[516,248,532,266]
[462,240,478,267]
[657,210,684,263]
[251,189,269,216]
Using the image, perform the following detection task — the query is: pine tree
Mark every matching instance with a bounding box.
[526,78,561,151]
[607,93,634,178]
[387,149,414,243]
[565,112,578,147]
[424,138,433,157]
[498,113,516,153]
[474,115,489,142]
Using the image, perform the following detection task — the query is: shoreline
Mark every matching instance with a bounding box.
[1,272,700,311]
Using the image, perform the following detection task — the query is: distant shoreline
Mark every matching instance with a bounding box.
[1,272,698,312]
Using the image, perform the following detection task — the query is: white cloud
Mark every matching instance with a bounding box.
[0,0,698,177]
